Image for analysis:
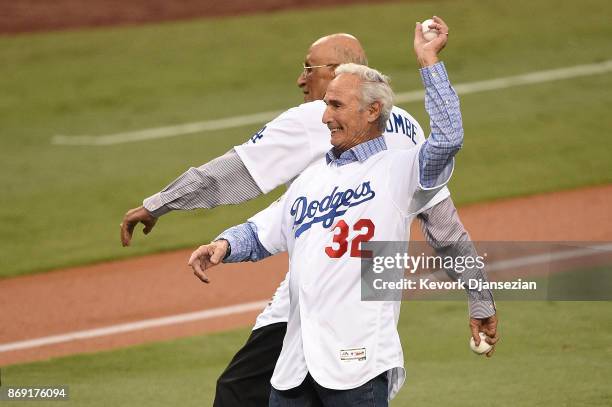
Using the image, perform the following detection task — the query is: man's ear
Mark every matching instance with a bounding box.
[367,101,382,124]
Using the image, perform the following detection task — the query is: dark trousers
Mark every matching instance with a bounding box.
[269,372,389,407]
[214,322,287,407]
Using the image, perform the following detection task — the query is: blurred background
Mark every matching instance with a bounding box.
[0,0,611,405]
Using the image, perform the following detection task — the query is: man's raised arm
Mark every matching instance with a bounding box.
[414,16,463,190]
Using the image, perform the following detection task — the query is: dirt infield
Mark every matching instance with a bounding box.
[1,184,610,366]
[1,0,401,34]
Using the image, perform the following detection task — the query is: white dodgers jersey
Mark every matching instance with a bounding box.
[248,144,450,398]
[234,101,450,331]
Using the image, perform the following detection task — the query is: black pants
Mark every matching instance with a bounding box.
[214,322,287,407]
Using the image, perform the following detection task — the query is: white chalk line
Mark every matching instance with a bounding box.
[52,111,283,146]
[52,59,612,146]
[0,300,269,354]
[2,243,611,354]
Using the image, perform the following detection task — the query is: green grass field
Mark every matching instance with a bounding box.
[4,301,612,406]
[1,0,611,277]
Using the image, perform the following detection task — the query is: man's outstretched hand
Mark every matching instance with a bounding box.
[414,15,450,67]
[470,314,499,358]
[188,240,229,284]
[120,206,158,247]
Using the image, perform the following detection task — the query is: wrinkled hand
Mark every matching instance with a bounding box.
[120,206,158,247]
[414,15,449,67]
[470,314,499,357]
[187,240,229,284]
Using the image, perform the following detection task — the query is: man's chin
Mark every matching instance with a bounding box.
[330,133,343,146]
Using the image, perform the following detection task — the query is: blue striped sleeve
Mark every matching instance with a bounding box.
[216,222,272,263]
[418,62,464,188]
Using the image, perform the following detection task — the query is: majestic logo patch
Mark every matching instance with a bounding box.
[340,347,367,362]
[290,182,376,238]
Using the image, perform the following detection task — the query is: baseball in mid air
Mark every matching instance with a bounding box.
[470,332,493,354]
[421,18,439,41]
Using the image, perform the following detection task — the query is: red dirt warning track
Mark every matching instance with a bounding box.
[1,184,611,366]
[1,0,401,34]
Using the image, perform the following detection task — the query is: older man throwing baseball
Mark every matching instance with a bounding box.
[188,20,466,405]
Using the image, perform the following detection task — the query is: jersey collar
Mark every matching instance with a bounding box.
[325,135,387,167]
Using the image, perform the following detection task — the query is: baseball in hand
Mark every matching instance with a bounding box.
[470,332,493,355]
[421,18,439,41]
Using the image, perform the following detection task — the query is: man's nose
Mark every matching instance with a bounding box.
[322,106,331,124]
[297,71,306,88]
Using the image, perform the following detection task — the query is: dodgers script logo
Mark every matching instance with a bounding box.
[290,182,375,238]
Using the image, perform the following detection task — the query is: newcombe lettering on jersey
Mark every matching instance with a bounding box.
[385,112,418,143]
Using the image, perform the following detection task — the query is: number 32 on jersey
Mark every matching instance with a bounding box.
[325,219,375,258]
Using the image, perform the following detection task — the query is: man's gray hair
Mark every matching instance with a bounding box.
[335,63,394,131]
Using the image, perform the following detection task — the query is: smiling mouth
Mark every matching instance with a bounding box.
[329,126,342,134]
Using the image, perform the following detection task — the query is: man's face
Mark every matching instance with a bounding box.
[322,74,372,152]
[297,43,339,102]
